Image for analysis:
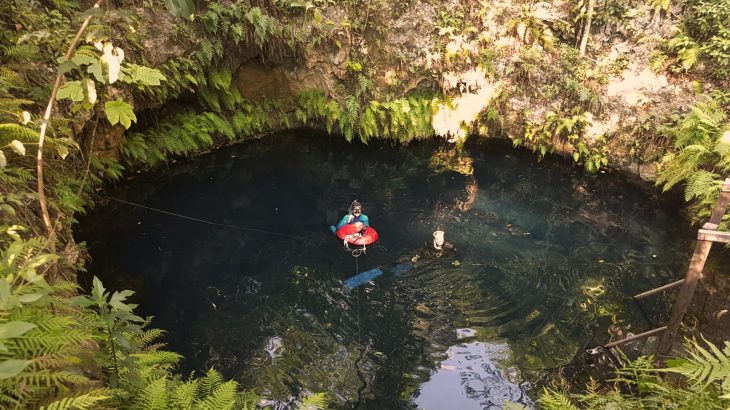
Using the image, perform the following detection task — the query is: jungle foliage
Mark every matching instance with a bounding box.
[0,1,331,408]
[657,97,730,225]
[0,0,729,408]
[540,338,730,409]
[0,236,269,409]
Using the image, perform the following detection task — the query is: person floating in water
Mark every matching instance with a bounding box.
[330,200,369,234]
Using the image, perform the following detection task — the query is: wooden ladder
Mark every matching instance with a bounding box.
[588,177,730,355]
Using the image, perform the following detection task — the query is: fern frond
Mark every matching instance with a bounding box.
[3,44,40,60]
[236,391,260,410]
[171,380,199,409]
[200,368,224,397]
[296,392,329,409]
[664,339,730,389]
[0,123,40,143]
[40,392,110,410]
[130,351,182,368]
[209,69,232,91]
[135,377,170,409]
[539,388,579,410]
[197,380,238,410]
[684,170,721,201]
[202,112,234,141]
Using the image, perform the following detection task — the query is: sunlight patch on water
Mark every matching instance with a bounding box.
[412,340,533,409]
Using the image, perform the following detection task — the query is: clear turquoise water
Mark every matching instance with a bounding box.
[77,129,692,409]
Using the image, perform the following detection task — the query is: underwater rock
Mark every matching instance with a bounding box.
[415,303,435,318]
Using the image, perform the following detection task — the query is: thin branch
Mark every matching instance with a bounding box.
[36,2,102,270]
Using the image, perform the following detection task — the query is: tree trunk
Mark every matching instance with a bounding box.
[578,0,594,56]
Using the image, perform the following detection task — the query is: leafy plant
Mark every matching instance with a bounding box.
[72,276,145,387]
[663,0,730,79]
[165,0,195,21]
[656,97,730,222]
[0,238,109,408]
[541,339,730,408]
[512,108,612,172]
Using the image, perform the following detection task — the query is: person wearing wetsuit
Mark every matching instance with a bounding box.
[336,201,369,228]
[330,201,369,234]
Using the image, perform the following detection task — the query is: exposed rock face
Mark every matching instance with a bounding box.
[133,0,701,178]
[137,8,193,66]
[235,61,295,101]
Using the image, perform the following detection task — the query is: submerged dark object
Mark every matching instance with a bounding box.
[390,261,414,276]
[344,267,384,288]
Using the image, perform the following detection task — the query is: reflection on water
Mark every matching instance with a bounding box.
[412,340,532,409]
[76,129,691,409]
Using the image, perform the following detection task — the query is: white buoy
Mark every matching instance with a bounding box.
[433,230,445,250]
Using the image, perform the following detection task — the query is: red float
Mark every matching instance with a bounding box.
[336,224,379,246]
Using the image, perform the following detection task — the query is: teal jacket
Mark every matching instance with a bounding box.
[336,213,369,229]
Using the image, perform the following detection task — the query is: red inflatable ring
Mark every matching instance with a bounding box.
[336,224,379,246]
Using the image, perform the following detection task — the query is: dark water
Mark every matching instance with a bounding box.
[77,129,692,409]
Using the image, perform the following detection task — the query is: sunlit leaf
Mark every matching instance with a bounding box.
[84,79,97,104]
[104,99,137,129]
[57,81,84,102]
[20,111,31,125]
[18,293,44,304]
[100,43,124,84]
[0,321,36,339]
[0,359,32,380]
[9,140,25,156]
[165,0,195,20]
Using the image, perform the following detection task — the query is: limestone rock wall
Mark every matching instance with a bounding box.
[134,0,701,177]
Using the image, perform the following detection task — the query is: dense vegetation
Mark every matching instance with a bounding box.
[0,0,728,408]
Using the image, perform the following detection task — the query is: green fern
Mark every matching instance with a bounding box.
[657,97,730,221]
[136,377,170,409]
[684,170,721,201]
[197,381,238,410]
[0,123,40,143]
[245,7,278,48]
[0,239,98,408]
[540,388,579,410]
[664,338,730,393]
[171,381,199,409]
[3,44,40,60]
[296,392,329,409]
[39,392,110,410]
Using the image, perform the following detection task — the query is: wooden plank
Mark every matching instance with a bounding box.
[658,239,713,354]
[697,228,730,244]
[708,178,730,225]
[633,279,685,300]
[604,326,667,349]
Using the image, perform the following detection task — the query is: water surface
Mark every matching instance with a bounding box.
[77,129,691,408]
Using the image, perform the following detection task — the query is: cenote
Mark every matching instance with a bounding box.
[77,129,693,409]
